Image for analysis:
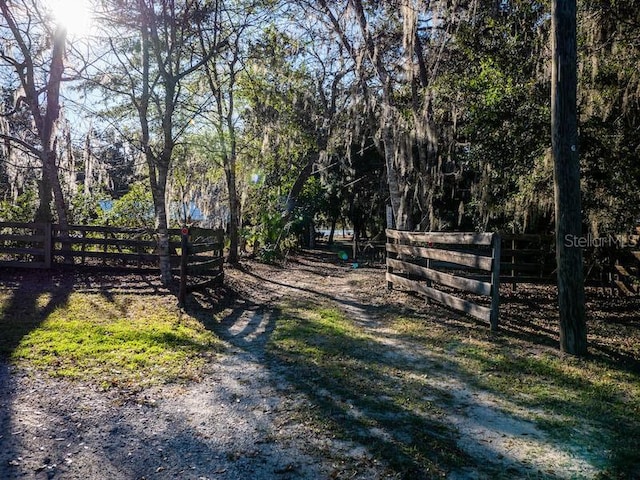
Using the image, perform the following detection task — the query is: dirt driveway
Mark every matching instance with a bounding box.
[0,250,621,479]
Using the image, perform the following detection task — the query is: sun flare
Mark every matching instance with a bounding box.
[48,0,94,38]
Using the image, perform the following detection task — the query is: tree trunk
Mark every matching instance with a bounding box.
[150,163,172,286]
[382,127,413,231]
[328,216,337,245]
[47,149,69,232]
[551,0,587,356]
[43,26,69,232]
[34,25,70,262]
[273,152,320,253]
[352,224,360,261]
[225,153,240,264]
[35,173,53,224]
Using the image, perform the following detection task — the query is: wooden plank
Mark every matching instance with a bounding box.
[56,250,159,263]
[386,243,493,271]
[56,224,154,235]
[0,247,46,256]
[0,221,46,229]
[386,229,493,246]
[189,242,224,254]
[0,234,47,242]
[614,264,632,277]
[614,280,635,296]
[490,233,501,330]
[0,260,47,269]
[386,273,491,322]
[189,255,224,266]
[387,258,491,295]
[188,257,224,271]
[427,261,487,272]
[53,237,157,249]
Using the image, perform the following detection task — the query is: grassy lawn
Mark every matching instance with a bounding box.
[0,290,222,390]
[266,297,640,479]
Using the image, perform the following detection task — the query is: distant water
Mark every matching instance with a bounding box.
[318,229,354,237]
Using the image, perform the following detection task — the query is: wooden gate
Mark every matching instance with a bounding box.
[178,227,225,305]
[386,230,501,329]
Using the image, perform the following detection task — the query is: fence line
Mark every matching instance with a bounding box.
[500,234,555,286]
[50,224,162,268]
[0,222,224,296]
[386,229,501,330]
[0,222,52,269]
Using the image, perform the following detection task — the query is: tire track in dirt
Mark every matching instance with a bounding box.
[326,265,602,479]
[0,255,607,479]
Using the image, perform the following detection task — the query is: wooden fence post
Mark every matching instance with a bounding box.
[511,237,517,291]
[102,223,108,266]
[386,208,395,290]
[490,233,501,331]
[178,227,189,307]
[44,222,52,269]
[81,228,87,266]
[386,229,394,290]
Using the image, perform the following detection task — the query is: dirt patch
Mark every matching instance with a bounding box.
[1,250,638,479]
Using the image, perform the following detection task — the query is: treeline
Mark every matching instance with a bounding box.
[1,0,639,279]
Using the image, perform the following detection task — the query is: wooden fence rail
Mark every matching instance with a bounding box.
[0,222,52,269]
[500,234,555,286]
[500,233,639,295]
[386,229,501,330]
[1,222,224,296]
[178,226,225,305]
[51,224,164,268]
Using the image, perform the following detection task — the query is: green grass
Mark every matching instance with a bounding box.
[267,300,466,478]
[0,291,222,390]
[388,312,640,478]
[266,297,640,478]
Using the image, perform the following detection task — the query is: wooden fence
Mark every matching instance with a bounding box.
[386,229,501,329]
[0,222,52,269]
[501,234,555,286]
[0,222,224,295]
[500,233,639,295]
[178,226,225,304]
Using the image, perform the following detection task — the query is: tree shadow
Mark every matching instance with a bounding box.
[0,270,74,358]
[0,372,325,479]
[0,269,304,479]
[185,274,471,477]
[261,299,482,477]
[0,269,74,479]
